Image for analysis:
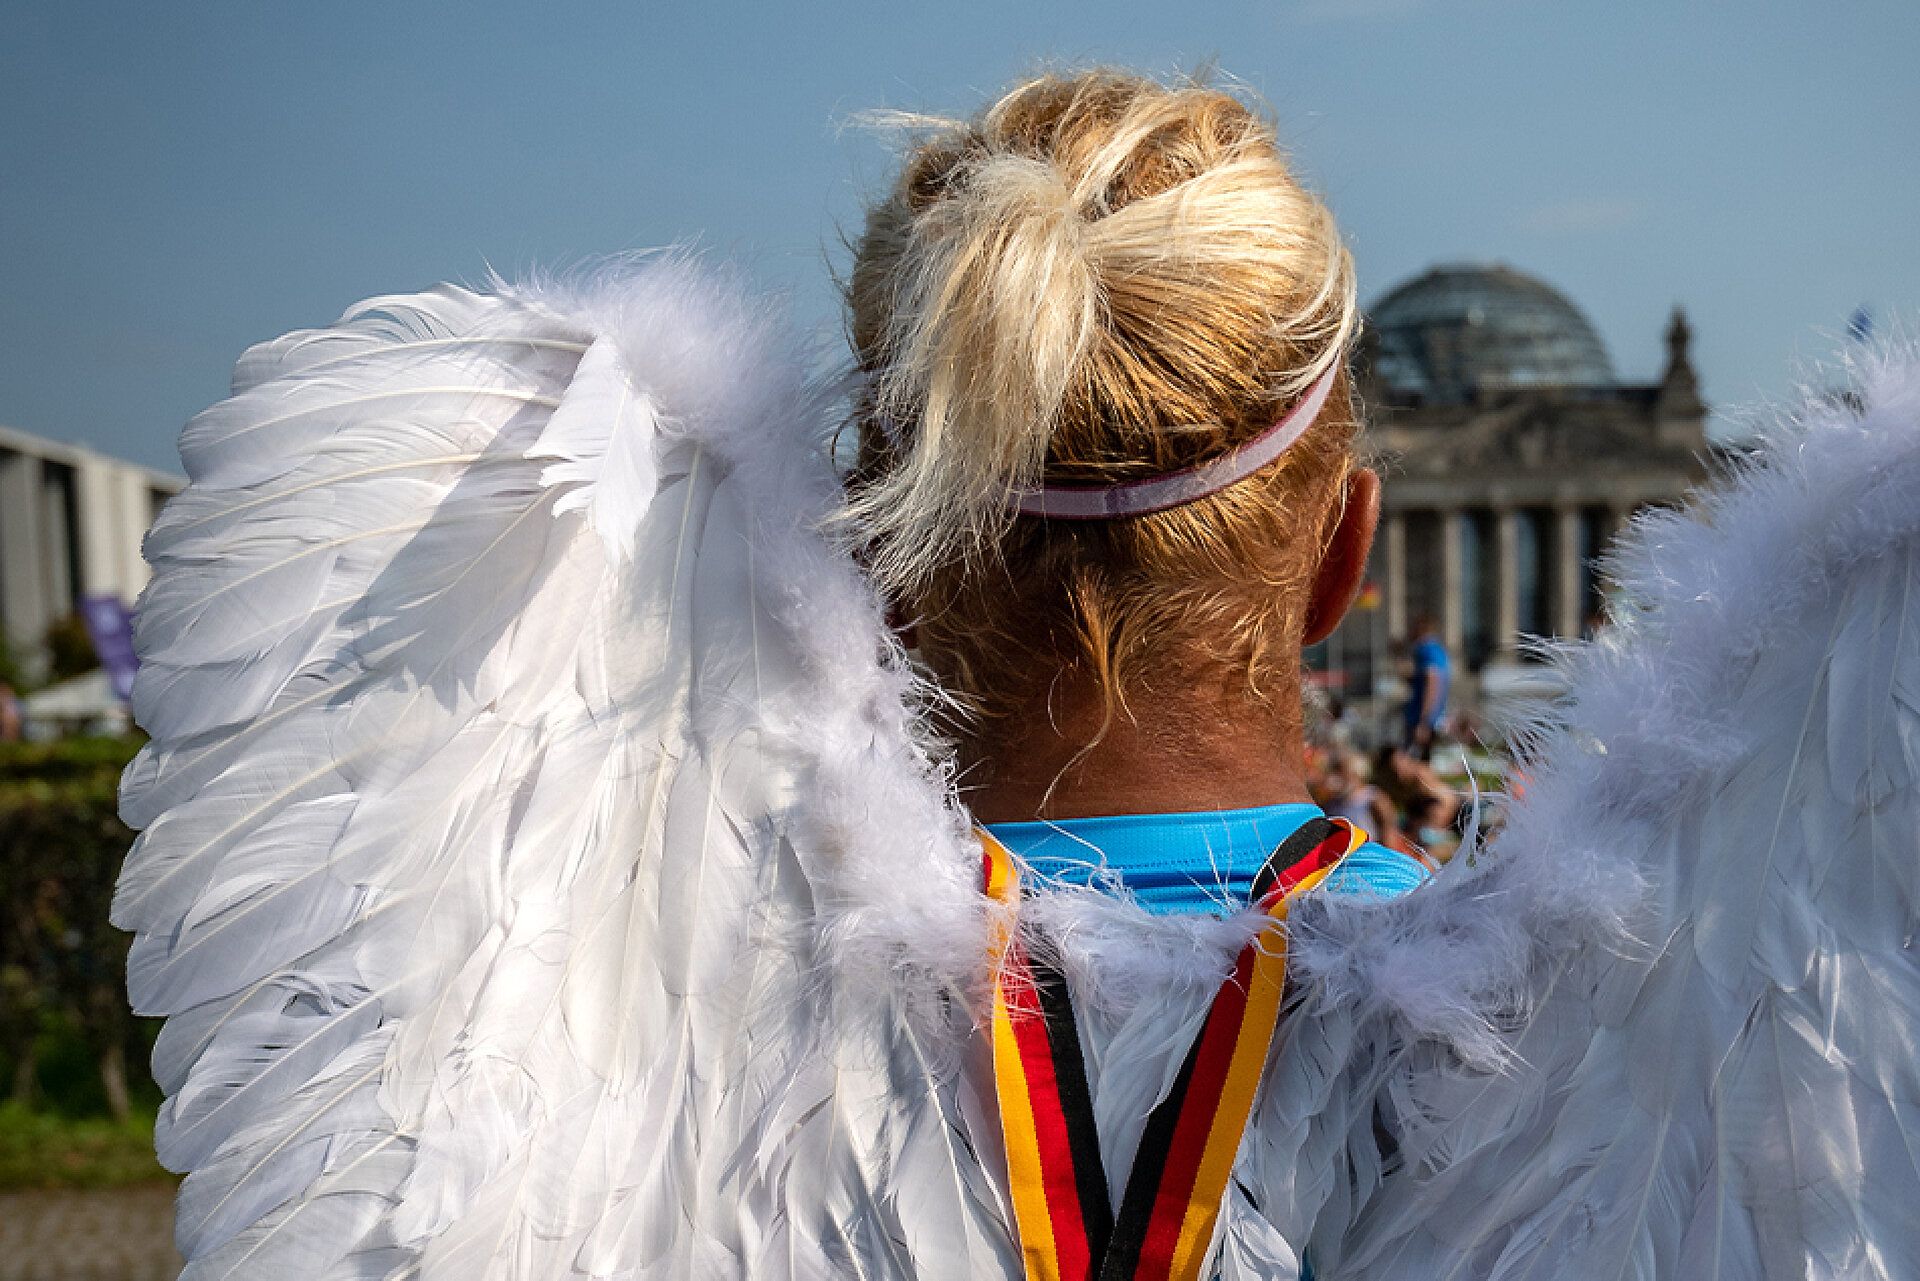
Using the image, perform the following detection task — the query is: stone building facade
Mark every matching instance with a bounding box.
[0,423,181,676]
[1315,264,1713,706]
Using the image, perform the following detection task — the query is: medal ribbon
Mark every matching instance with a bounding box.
[983,817,1365,1281]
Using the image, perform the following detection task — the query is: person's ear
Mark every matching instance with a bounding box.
[1302,467,1380,647]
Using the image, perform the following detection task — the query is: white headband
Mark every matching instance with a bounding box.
[1005,362,1341,520]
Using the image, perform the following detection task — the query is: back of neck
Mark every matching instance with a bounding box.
[958,658,1310,824]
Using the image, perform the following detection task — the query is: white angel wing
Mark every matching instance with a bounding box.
[1297,353,1920,1279]
[115,261,1011,1281]
[129,254,1919,1281]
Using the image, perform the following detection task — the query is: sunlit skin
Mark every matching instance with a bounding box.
[963,468,1381,823]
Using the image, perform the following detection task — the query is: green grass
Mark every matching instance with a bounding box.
[0,1102,172,1189]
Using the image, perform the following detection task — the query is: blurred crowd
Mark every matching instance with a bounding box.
[1302,693,1505,868]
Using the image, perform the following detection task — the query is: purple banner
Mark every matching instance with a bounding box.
[79,594,138,702]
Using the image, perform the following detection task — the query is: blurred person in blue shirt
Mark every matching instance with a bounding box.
[1403,612,1449,759]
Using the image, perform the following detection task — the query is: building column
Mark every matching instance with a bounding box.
[120,468,154,595]
[1554,506,1583,638]
[1494,508,1520,659]
[1440,508,1464,659]
[78,456,122,601]
[1384,511,1407,643]
[73,460,156,603]
[1607,504,1633,548]
[0,449,48,648]
[38,467,74,623]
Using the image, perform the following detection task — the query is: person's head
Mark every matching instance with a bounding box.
[1320,751,1363,801]
[1410,611,1438,642]
[1342,749,1371,786]
[842,69,1372,736]
[1372,743,1409,788]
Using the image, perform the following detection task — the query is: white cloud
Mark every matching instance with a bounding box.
[1521,199,1644,234]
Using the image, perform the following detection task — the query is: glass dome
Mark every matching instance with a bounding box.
[1369,265,1615,404]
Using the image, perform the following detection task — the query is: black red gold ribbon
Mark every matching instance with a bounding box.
[983,817,1364,1281]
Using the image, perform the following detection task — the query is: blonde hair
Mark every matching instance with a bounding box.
[842,70,1361,723]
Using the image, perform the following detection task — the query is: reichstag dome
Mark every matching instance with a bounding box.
[1370,265,1616,403]
[1317,263,1713,707]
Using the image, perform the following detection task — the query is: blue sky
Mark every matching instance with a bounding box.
[2,0,1915,471]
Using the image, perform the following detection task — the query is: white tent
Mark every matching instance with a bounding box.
[20,668,129,738]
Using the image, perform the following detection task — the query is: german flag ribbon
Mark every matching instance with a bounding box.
[982,817,1365,1281]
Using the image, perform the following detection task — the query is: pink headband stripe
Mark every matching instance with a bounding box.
[1007,362,1341,520]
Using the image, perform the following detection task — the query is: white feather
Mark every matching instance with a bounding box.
[121,254,1920,1280]
[1320,348,1920,1280]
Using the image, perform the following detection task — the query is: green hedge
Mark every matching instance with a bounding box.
[0,1101,168,1189]
[0,736,158,1126]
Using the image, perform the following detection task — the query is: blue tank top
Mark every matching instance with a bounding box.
[983,801,1427,914]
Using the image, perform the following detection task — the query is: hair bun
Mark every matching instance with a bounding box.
[843,71,1356,596]
[857,147,1100,585]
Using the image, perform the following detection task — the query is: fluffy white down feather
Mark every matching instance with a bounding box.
[121,260,1006,1280]
[1300,355,1920,1279]
[117,259,1920,1280]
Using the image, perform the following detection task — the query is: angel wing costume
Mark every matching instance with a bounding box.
[115,260,1920,1280]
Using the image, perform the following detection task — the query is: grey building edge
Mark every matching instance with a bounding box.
[1314,265,1717,716]
[0,423,183,677]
